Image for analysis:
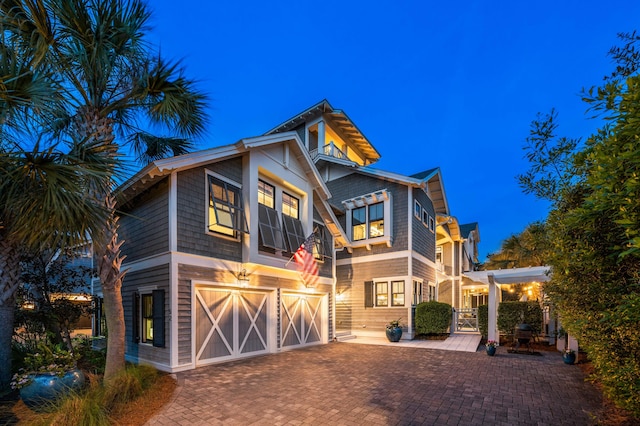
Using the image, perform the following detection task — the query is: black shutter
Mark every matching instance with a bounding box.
[364,281,374,308]
[133,292,140,343]
[152,289,165,348]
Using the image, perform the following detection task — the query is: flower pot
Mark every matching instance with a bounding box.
[20,369,85,410]
[563,352,576,365]
[386,326,402,342]
[486,346,496,356]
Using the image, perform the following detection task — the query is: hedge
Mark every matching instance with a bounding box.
[415,301,451,334]
[497,301,543,335]
[478,305,488,338]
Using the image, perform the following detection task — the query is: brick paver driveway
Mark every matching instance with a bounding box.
[147,343,601,425]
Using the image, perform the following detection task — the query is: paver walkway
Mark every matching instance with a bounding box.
[147,342,602,425]
[343,332,482,352]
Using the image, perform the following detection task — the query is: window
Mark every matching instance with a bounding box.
[391,281,405,306]
[343,190,392,247]
[368,203,384,238]
[133,290,165,347]
[208,175,247,237]
[422,208,429,227]
[428,282,437,301]
[352,207,366,241]
[258,180,275,208]
[282,192,299,219]
[412,280,422,305]
[429,216,435,232]
[414,200,421,219]
[375,282,388,306]
[313,224,333,261]
[142,294,153,343]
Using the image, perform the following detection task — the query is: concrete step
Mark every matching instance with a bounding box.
[335,334,357,342]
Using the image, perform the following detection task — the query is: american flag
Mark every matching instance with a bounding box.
[293,233,318,287]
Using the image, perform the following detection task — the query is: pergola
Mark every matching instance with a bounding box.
[463,266,551,343]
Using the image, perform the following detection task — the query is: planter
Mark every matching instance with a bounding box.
[563,352,576,365]
[385,326,403,342]
[486,346,497,356]
[20,369,85,410]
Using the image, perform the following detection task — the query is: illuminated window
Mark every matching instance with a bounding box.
[368,203,384,238]
[343,190,391,247]
[258,180,275,208]
[282,192,299,219]
[352,207,366,241]
[141,294,153,343]
[208,175,247,237]
[375,282,388,306]
[391,281,405,306]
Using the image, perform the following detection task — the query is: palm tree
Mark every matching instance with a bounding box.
[0,25,115,389]
[484,222,549,269]
[3,0,208,382]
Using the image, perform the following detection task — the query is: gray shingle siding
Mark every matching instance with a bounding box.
[119,179,169,262]
[122,264,170,365]
[176,158,243,261]
[412,188,436,260]
[327,173,408,259]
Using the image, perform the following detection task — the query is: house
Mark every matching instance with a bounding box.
[98,100,479,371]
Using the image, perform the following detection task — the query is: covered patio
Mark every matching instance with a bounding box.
[463,266,551,344]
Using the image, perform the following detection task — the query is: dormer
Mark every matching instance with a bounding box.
[264,99,381,167]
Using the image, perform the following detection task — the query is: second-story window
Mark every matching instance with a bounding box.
[281,191,306,252]
[343,190,392,248]
[208,174,248,238]
[258,179,287,251]
[352,207,366,241]
[369,202,384,238]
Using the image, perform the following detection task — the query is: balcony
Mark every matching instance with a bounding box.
[310,142,351,163]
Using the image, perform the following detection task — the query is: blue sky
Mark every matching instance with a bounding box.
[146,0,640,261]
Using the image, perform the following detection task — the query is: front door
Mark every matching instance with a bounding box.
[195,287,269,365]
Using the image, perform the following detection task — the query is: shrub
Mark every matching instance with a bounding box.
[415,301,451,334]
[478,305,488,338]
[497,301,543,335]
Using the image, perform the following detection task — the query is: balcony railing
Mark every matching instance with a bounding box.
[310,142,351,162]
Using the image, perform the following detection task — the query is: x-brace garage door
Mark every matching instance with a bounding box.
[195,287,269,365]
[281,293,323,349]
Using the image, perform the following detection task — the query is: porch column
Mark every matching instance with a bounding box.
[318,120,326,151]
[488,273,499,344]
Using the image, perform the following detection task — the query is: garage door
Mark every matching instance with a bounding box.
[281,293,323,349]
[195,287,269,365]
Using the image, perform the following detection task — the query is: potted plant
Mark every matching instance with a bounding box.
[563,348,576,365]
[385,319,403,342]
[11,343,85,410]
[485,340,498,356]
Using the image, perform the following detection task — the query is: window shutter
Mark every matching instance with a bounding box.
[364,281,374,308]
[152,289,165,348]
[133,292,140,343]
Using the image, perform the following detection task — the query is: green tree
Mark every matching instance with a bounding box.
[484,221,549,269]
[520,32,640,416]
[2,0,208,383]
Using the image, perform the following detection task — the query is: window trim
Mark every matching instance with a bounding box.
[343,189,392,248]
[429,216,435,232]
[206,171,248,239]
[368,277,406,308]
[414,200,422,219]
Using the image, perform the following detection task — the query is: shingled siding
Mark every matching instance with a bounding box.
[176,158,243,261]
[328,174,409,259]
[119,179,169,262]
[336,257,409,332]
[438,280,453,306]
[413,259,436,284]
[122,264,170,366]
[412,187,436,260]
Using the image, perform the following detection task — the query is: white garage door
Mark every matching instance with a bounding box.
[195,287,269,365]
[281,293,323,349]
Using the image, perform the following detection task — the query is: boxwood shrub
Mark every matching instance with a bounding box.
[415,301,452,334]
[478,304,488,338]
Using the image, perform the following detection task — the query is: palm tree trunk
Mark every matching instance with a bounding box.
[95,195,128,382]
[0,238,21,390]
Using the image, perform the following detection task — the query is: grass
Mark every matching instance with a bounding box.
[4,365,176,425]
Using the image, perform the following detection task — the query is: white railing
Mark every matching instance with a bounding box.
[310,142,350,161]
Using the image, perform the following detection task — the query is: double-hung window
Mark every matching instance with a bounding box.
[343,190,392,248]
[208,174,248,237]
[258,180,288,251]
[427,282,437,301]
[366,279,406,308]
[132,290,165,347]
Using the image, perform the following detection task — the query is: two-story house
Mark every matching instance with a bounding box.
[103,100,480,371]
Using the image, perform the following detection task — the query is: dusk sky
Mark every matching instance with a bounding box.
[146,1,640,261]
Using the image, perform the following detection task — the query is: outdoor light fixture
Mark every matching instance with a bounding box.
[237,269,250,287]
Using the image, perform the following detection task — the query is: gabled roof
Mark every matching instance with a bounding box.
[460,222,479,241]
[265,99,382,165]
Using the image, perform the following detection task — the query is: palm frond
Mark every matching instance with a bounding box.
[128,132,193,164]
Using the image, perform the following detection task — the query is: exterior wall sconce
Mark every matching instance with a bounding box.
[237,269,250,287]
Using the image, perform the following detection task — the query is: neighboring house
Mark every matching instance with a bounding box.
[100,100,480,372]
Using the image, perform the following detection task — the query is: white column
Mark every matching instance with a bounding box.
[488,274,498,344]
[318,120,326,151]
